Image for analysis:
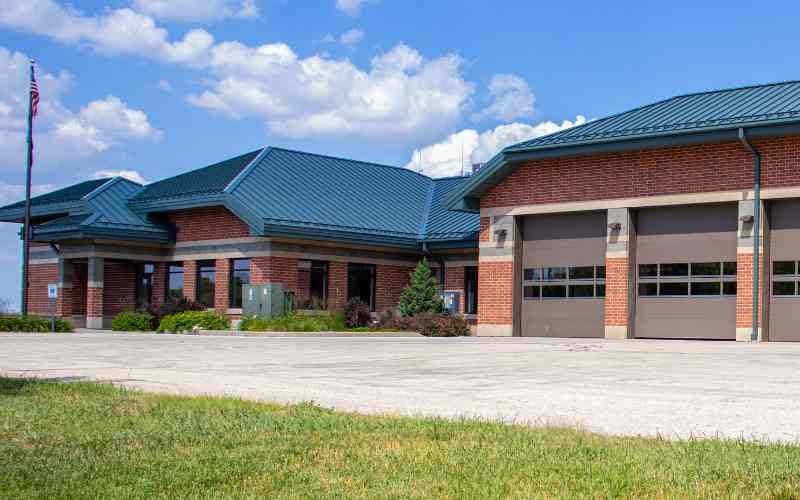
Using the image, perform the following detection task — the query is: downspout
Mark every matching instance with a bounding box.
[738,128,761,342]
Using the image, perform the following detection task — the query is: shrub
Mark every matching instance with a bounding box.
[146,298,205,326]
[398,258,444,317]
[375,309,416,331]
[344,298,371,328]
[413,313,471,337]
[111,311,154,332]
[0,315,72,332]
[157,311,230,333]
[240,311,348,332]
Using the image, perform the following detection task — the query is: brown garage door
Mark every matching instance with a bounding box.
[769,199,800,342]
[521,211,606,338]
[635,204,737,340]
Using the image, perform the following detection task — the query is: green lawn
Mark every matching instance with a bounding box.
[1,378,799,499]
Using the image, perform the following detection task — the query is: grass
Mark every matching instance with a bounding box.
[2,378,800,499]
[239,311,405,333]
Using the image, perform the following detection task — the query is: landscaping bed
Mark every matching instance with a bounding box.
[1,377,799,498]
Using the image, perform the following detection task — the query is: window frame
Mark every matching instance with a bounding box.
[196,260,216,309]
[167,263,184,300]
[229,258,251,309]
[638,261,737,298]
[135,263,155,309]
[464,266,478,315]
[522,265,606,300]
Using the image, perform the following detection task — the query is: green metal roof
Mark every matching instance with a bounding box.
[131,149,262,202]
[0,178,108,210]
[447,80,800,212]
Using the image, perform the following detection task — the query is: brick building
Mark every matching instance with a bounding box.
[4,80,800,341]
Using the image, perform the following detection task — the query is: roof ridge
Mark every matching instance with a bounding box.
[419,179,436,237]
[224,146,268,193]
[80,177,125,202]
[672,79,800,99]
[268,146,433,180]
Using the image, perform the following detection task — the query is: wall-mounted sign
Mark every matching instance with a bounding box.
[47,284,58,299]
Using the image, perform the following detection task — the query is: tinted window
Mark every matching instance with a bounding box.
[773,261,796,276]
[541,285,567,298]
[723,262,737,276]
[691,282,721,296]
[596,266,606,279]
[773,281,796,296]
[197,261,216,308]
[569,266,594,280]
[523,268,540,281]
[638,282,658,296]
[523,285,539,299]
[542,267,566,281]
[229,259,250,309]
[660,263,689,277]
[464,267,478,314]
[691,262,721,277]
[348,263,376,311]
[135,263,154,308]
[723,282,737,296]
[639,264,658,277]
[595,284,606,297]
[660,282,689,296]
[168,264,184,300]
[569,284,594,298]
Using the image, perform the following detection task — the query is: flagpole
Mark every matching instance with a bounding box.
[21,59,34,316]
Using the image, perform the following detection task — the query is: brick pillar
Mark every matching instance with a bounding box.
[86,257,104,329]
[152,262,167,305]
[477,215,515,336]
[250,256,298,291]
[736,200,766,341]
[604,208,634,339]
[328,261,347,310]
[183,261,197,301]
[375,264,412,312]
[56,258,74,318]
[444,265,465,314]
[214,258,231,313]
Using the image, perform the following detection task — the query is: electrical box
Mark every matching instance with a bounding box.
[242,284,285,317]
[442,291,461,315]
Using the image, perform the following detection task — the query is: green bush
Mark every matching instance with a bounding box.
[409,313,471,337]
[145,298,205,325]
[241,312,347,332]
[157,311,230,333]
[111,312,155,332]
[0,315,73,332]
[398,258,444,317]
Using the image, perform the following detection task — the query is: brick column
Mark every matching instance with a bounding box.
[444,265,465,314]
[251,256,298,291]
[56,258,74,318]
[86,257,104,329]
[736,200,766,341]
[152,262,167,305]
[477,215,516,336]
[214,258,231,313]
[604,208,634,339]
[327,261,347,310]
[375,264,412,312]
[183,261,197,301]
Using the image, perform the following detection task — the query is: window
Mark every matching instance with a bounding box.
[298,260,329,309]
[464,266,478,315]
[229,259,250,309]
[135,263,154,308]
[347,263,376,311]
[772,261,800,297]
[167,263,184,300]
[196,261,216,308]
[638,262,737,297]
[522,265,606,300]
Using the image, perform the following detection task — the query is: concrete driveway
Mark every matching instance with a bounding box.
[2,332,800,443]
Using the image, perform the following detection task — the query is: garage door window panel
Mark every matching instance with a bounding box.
[772,261,799,297]
[523,265,605,300]
[639,262,736,297]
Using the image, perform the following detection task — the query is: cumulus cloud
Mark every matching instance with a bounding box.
[335,0,379,16]
[0,181,56,207]
[473,74,535,122]
[93,169,147,184]
[133,0,258,22]
[0,47,160,170]
[406,116,587,178]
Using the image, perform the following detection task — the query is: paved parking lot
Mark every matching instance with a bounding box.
[3,332,800,442]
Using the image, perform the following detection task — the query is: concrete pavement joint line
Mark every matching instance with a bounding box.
[2,332,800,443]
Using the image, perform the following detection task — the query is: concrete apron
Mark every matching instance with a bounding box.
[74,328,423,338]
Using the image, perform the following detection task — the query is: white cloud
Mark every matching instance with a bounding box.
[0,181,56,207]
[473,74,535,122]
[335,0,379,16]
[188,43,473,140]
[93,169,147,184]
[132,0,258,22]
[406,115,587,178]
[324,28,365,47]
[157,79,172,92]
[0,47,160,169]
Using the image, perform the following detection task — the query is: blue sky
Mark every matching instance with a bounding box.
[0,0,798,308]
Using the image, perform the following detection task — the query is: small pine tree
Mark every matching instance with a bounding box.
[398,258,444,317]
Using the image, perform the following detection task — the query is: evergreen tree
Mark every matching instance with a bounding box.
[398,258,444,317]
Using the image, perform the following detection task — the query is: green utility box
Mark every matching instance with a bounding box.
[242,283,285,318]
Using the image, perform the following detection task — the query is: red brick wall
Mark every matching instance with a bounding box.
[444,266,466,314]
[183,261,197,301]
[328,261,347,310]
[103,261,136,315]
[168,207,250,243]
[479,217,491,242]
[27,263,57,316]
[214,258,231,313]
[477,261,513,325]
[296,268,311,306]
[375,264,412,312]
[604,257,629,327]
[736,252,764,330]
[251,256,298,292]
[482,137,800,209]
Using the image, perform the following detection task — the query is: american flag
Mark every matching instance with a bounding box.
[30,62,39,118]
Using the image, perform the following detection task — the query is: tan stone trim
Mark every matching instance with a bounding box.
[57,282,72,289]
[605,250,629,259]
[443,259,479,267]
[476,324,513,337]
[30,258,59,265]
[175,237,265,248]
[736,327,763,342]
[88,281,104,288]
[478,255,514,263]
[604,325,629,340]
[736,247,764,255]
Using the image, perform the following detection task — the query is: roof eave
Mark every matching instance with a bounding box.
[447,120,800,213]
[262,222,421,250]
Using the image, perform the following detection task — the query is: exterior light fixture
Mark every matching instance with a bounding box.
[608,222,622,230]
[494,228,507,239]
[740,215,754,223]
